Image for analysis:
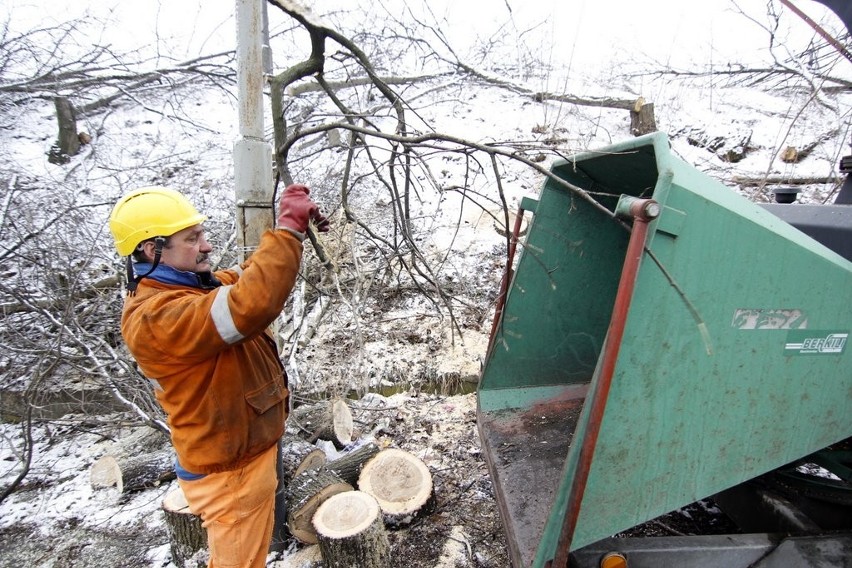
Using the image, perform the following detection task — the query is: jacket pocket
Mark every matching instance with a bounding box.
[245,377,287,415]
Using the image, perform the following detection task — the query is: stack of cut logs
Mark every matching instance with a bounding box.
[90,398,435,568]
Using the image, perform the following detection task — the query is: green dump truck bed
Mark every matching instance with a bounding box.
[477,132,852,567]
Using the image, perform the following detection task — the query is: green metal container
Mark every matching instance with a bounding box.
[477,132,852,567]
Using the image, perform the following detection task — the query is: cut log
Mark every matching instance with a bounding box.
[280,434,327,485]
[308,398,354,449]
[357,448,435,528]
[91,450,175,493]
[324,441,380,486]
[313,491,390,568]
[162,487,207,568]
[780,146,800,163]
[285,468,353,544]
[329,398,354,447]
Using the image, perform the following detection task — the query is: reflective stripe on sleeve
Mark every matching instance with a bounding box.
[211,285,244,344]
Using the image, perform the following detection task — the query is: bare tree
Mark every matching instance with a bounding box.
[0,12,249,501]
[0,172,170,503]
[264,1,618,354]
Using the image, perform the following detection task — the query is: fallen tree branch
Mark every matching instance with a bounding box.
[403,8,643,111]
[0,274,121,316]
[287,73,451,96]
[732,175,839,187]
[2,50,237,117]
[630,66,852,90]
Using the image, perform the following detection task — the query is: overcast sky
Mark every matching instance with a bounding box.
[4,0,845,65]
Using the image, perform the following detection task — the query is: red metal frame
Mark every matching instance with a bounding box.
[549,199,658,567]
[488,205,527,348]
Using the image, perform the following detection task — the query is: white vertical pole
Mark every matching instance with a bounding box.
[235,1,290,553]
[234,0,273,261]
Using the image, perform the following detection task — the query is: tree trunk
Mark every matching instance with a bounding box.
[630,98,657,136]
[50,96,80,164]
[324,441,380,486]
[162,487,208,568]
[313,491,390,568]
[280,434,327,485]
[285,468,353,543]
[90,450,175,493]
[357,448,435,528]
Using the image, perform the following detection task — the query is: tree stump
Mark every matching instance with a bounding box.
[357,448,435,528]
[308,398,354,449]
[280,434,327,485]
[285,469,353,544]
[324,441,380,486]
[313,491,390,568]
[162,487,207,568]
[90,450,175,493]
[630,97,657,136]
[49,96,80,164]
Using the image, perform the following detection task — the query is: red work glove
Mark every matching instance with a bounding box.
[277,184,330,234]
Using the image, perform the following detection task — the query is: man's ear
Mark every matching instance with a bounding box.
[140,241,156,262]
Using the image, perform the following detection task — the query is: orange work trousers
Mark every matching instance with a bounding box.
[178,443,278,568]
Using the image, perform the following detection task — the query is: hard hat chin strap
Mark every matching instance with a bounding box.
[126,236,166,295]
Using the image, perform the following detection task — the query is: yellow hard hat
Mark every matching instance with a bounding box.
[109,186,207,256]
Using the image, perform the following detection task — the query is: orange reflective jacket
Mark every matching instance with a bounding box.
[121,230,302,474]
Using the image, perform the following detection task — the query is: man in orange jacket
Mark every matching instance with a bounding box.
[109,184,329,568]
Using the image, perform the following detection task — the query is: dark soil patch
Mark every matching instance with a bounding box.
[0,523,166,568]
